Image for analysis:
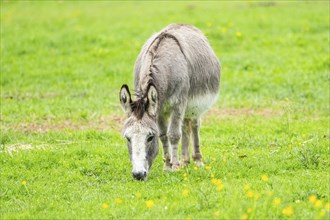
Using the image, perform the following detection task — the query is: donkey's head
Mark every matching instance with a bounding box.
[119,84,159,181]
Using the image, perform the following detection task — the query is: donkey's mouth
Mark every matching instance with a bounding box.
[132,171,147,181]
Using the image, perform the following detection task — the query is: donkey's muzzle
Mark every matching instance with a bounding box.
[132,171,147,181]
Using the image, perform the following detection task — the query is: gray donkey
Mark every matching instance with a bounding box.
[120,24,220,180]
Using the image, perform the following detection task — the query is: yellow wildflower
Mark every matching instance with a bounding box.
[308,195,317,204]
[243,184,250,190]
[135,192,142,198]
[21,180,27,186]
[115,198,122,205]
[314,200,322,208]
[216,184,224,192]
[210,173,215,178]
[194,166,198,170]
[146,200,154,208]
[211,178,222,186]
[182,189,189,197]
[102,203,109,209]
[205,166,212,170]
[220,27,227,33]
[186,217,192,220]
[236,32,242,37]
[183,173,187,177]
[211,178,224,191]
[261,175,268,182]
[247,208,253,213]
[273,197,281,207]
[319,210,326,217]
[241,213,248,220]
[282,206,294,216]
[214,210,220,217]
[211,178,217,185]
[246,191,254,198]
[183,184,187,188]
[325,202,330,211]
[184,177,188,181]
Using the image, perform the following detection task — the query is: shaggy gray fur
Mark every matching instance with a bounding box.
[120,24,221,179]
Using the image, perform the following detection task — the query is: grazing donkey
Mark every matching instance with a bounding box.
[120,24,220,180]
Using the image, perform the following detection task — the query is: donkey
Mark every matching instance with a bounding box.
[120,24,220,180]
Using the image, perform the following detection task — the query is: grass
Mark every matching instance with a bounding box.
[1,1,329,219]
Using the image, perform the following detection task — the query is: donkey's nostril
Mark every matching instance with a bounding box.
[132,171,147,180]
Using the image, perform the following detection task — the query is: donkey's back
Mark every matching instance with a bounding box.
[135,24,220,118]
[162,24,220,99]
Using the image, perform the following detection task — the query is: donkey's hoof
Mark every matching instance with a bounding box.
[180,160,190,168]
[163,164,172,171]
[171,163,181,171]
[194,160,204,167]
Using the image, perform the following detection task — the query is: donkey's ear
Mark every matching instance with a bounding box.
[119,84,132,115]
[147,84,158,117]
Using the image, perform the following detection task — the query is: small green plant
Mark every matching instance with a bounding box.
[297,145,320,169]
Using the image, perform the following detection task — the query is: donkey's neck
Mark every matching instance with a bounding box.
[137,72,164,121]
[136,47,165,120]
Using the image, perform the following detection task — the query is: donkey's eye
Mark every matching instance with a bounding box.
[147,135,154,143]
[126,137,131,143]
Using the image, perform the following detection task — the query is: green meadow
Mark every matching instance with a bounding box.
[1,1,329,219]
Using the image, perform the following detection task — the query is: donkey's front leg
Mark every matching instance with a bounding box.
[168,105,185,170]
[158,115,171,171]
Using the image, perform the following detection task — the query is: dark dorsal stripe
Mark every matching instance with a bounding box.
[146,32,186,60]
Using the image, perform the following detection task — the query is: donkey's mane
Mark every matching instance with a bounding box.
[130,81,155,119]
[131,30,184,120]
[130,96,147,120]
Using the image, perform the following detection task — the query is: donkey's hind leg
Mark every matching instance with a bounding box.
[181,118,191,167]
[192,118,204,166]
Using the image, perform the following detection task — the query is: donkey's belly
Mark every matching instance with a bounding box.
[184,93,218,119]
